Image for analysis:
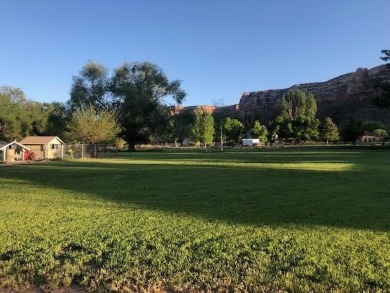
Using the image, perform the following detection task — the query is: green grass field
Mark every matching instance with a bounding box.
[0,148,389,292]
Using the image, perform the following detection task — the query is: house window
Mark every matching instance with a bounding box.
[51,144,59,149]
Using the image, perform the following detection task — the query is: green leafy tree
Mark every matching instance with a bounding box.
[70,61,111,111]
[173,109,195,143]
[67,105,120,148]
[341,118,363,146]
[322,117,339,144]
[373,129,388,145]
[45,102,71,137]
[0,86,27,103]
[0,93,20,141]
[361,121,388,132]
[0,87,71,140]
[275,89,320,142]
[250,120,268,143]
[372,50,390,108]
[239,109,263,130]
[189,108,215,148]
[222,117,244,143]
[0,87,31,141]
[111,62,186,151]
[373,129,388,137]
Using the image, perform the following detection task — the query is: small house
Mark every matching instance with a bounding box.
[19,136,64,160]
[0,140,30,162]
[359,131,380,143]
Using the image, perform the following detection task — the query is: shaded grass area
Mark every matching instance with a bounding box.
[0,148,389,292]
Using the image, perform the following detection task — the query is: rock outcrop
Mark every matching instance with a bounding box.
[174,104,239,118]
[239,65,390,125]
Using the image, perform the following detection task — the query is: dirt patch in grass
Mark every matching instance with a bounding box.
[0,160,39,166]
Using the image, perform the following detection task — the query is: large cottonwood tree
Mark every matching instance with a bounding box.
[69,61,111,111]
[110,62,186,151]
[275,89,320,142]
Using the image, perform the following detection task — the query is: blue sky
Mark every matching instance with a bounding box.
[0,1,389,106]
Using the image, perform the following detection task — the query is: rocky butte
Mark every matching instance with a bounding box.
[239,65,390,125]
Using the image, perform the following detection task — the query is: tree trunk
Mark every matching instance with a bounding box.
[128,143,136,152]
[92,144,97,158]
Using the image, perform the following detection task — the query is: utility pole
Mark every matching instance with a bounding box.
[220,125,223,152]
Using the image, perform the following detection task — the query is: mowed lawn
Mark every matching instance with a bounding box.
[0,148,389,292]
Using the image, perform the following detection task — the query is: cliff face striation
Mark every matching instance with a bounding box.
[239,65,390,125]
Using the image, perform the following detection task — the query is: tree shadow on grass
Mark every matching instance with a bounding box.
[2,149,390,232]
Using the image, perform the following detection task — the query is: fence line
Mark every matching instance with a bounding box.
[63,144,118,159]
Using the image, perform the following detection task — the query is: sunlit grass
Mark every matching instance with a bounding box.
[61,156,356,172]
[0,148,389,292]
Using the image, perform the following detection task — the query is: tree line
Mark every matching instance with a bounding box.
[1,51,389,149]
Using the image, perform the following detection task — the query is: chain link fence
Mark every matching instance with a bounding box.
[63,144,118,159]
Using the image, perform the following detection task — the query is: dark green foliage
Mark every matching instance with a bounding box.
[341,118,363,145]
[110,62,186,151]
[173,109,195,142]
[250,120,268,143]
[69,61,111,111]
[361,120,388,132]
[275,89,320,142]
[239,109,263,130]
[46,102,71,138]
[372,50,390,108]
[69,61,186,149]
[222,117,244,143]
[0,87,67,141]
[372,82,390,108]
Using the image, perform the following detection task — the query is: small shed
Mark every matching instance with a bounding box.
[19,136,64,160]
[242,138,260,146]
[0,140,30,162]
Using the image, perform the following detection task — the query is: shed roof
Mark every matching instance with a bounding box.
[0,141,30,151]
[20,136,64,145]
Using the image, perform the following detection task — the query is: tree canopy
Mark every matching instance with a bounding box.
[69,61,111,111]
[110,62,186,150]
[0,87,66,141]
[275,89,320,142]
[189,108,215,147]
[250,120,268,143]
[3,56,389,149]
[341,118,362,146]
[322,117,339,144]
[222,117,244,143]
[372,50,390,108]
[68,61,187,150]
[67,105,120,145]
